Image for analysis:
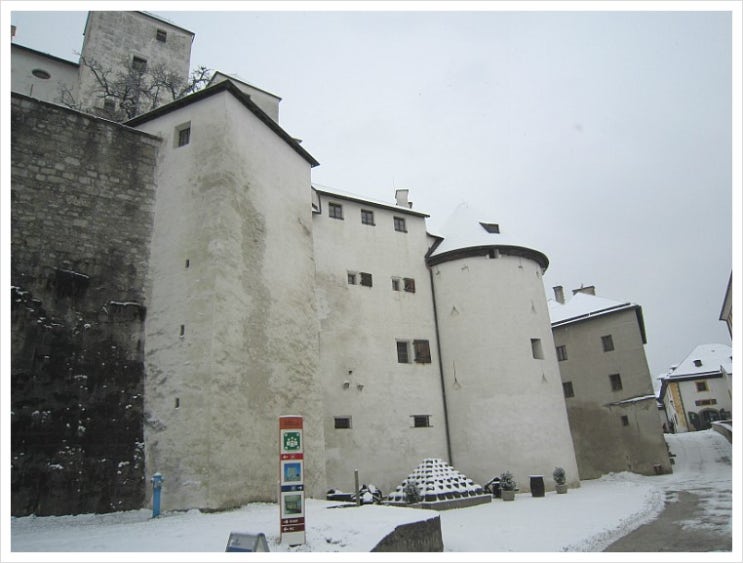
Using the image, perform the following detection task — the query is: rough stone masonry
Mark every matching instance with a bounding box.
[10,93,160,516]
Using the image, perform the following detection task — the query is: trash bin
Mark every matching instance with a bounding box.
[529,475,545,497]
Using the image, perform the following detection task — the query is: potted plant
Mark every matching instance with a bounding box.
[500,471,517,501]
[553,467,568,494]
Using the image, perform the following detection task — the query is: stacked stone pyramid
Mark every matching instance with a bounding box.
[386,458,486,504]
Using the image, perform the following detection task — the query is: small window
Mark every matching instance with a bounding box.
[32,68,51,79]
[391,277,401,291]
[609,373,623,392]
[480,222,500,234]
[696,381,709,392]
[179,324,185,337]
[621,415,629,427]
[563,381,574,398]
[361,209,375,225]
[396,341,410,363]
[693,359,703,367]
[103,98,116,113]
[156,29,167,42]
[556,345,568,361]
[413,340,431,364]
[132,56,148,72]
[393,216,407,232]
[329,202,344,220]
[347,272,357,285]
[403,278,416,293]
[531,338,544,360]
[334,416,351,429]
[601,335,614,352]
[359,272,373,287]
[412,415,431,428]
[177,127,191,147]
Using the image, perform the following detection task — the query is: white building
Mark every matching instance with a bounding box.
[659,344,733,433]
[11,10,583,512]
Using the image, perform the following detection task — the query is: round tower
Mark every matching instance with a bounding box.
[428,204,580,491]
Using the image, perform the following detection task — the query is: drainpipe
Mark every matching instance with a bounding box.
[429,267,453,465]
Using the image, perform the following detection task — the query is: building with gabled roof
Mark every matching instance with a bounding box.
[549,286,671,479]
[658,344,732,432]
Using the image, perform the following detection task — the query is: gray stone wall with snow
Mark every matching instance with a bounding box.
[10,94,159,516]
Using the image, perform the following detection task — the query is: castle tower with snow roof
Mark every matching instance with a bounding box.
[427,204,580,490]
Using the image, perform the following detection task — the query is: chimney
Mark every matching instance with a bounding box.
[572,285,596,296]
[553,286,565,304]
[395,189,412,209]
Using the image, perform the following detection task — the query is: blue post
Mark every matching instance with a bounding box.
[151,472,164,518]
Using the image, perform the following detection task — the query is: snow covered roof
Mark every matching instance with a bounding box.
[312,183,429,217]
[550,292,632,325]
[549,291,647,343]
[427,202,548,269]
[663,343,733,380]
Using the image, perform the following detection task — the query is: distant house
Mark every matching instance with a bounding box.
[549,286,672,479]
[658,344,732,432]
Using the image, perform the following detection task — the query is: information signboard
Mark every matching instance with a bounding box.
[279,415,305,545]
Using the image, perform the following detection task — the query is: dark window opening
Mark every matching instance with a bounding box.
[32,68,51,79]
[394,216,407,232]
[132,56,147,72]
[413,415,431,428]
[156,29,167,42]
[403,278,416,293]
[480,222,500,233]
[347,272,357,285]
[392,278,401,291]
[329,202,344,220]
[361,209,375,225]
[334,417,351,429]
[563,381,574,398]
[556,345,568,361]
[696,381,708,392]
[531,338,544,359]
[609,373,623,392]
[359,272,373,287]
[414,340,431,364]
[601,335,615,352]
[397,341,410,363]
[178,127,191,147]
[621,415,629,426]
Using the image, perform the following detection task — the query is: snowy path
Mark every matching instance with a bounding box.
[7,430,734,557]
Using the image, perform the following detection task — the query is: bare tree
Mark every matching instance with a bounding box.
[60,54,212,122]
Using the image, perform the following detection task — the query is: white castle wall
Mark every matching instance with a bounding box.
[312,194,449,493]
[432,252,580,490]
[10,45,79,105]
[136,89,326,510]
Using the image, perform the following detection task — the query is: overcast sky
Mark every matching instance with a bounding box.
[6,3,739,384]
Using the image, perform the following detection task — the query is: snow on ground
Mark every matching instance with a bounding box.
[6,430,735,561]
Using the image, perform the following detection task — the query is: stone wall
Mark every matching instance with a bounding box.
[10,94,160,516]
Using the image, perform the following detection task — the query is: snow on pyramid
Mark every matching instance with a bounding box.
[386,458,489,507]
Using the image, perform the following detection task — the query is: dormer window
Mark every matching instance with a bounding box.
[693,359,702,367]
[480,222,500,234]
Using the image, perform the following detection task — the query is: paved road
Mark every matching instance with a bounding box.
[604,430,732,552]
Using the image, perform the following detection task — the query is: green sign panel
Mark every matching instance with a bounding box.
[283,431,301,452]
